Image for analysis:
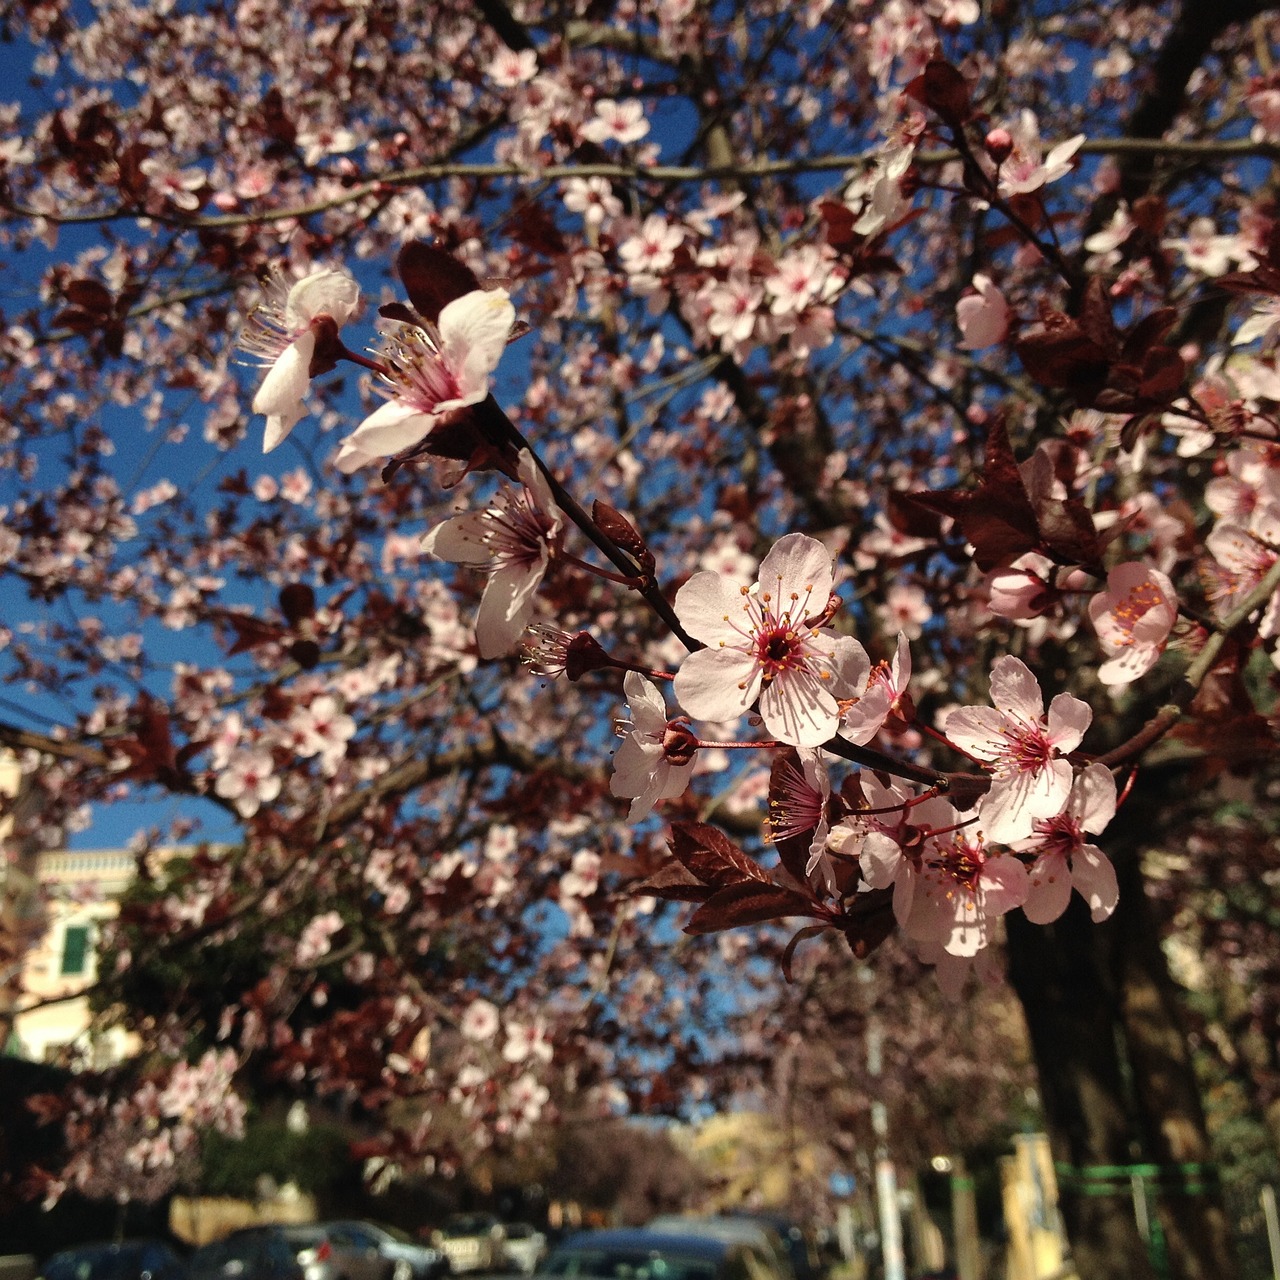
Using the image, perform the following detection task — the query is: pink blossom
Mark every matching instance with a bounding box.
[995,111,1084,197]
[878,581,931,640]
[618,215,685,277]
[1088,562,1178,685]
[336,288,515,472]
[1016,763,1119,924]
[461,998,501,1042]
[421,450,564,658]
[673,533,870,747]
[579,99,650,146]
[296,910,344,965]
[241,267,361,452]
[486,48,538,86]
[289,694,357,774]
[955,274,1010,349]
[985,552,1056,620]
[841,632,912,744]
[1234,297,1280,349]
[766,748,832,889]
[562,176,623,227]
[559,849,601,898]
[213,747,281,818]
[1163,217,1256,278]
[610,671,697,822]
[502,1019,553,1064]
[913,830,1029,957]
[945,656,1091,843]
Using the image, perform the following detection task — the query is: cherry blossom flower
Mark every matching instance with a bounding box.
[213,747,281,818]
[1088,562,1178,685]
[561,176,623,227]
[486,48,538,86]
[673,533,870,747]
[1163,217,1256,277]
[336,288,515,472]
[1233,297,1280,350]
[241,267,361,453]
[841,632,912,744]
[296,910,344,965]
[579,99,650,146]
[912,828,1028,957]
[610,671,697,822]
[995,111,1084,197]
[985,552,1057,621]
[421,450,564,658]
[289,694,357,774]
[766,748,832,888]
[955,274,1010,349]
[945,656,1091,843]
[1016,763,1119,924]
[501,1019,553,1064]
[460,998,501,1042]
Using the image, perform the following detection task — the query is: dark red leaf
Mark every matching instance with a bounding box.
[632,859,714,903]
[668,821,771,889]
[279,583,316,625]
[396,242,481,323]
[63,279,114,314]
[684,882,818,935]
[903,57,973,124]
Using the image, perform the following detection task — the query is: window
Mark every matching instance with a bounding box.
[60,924,90,976]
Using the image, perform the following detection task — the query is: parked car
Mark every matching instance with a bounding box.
[645,1218,793,1280]
[499,1226,546,1275]
[188,1227,302,1280]
[321,1223,449,1280]
[39,1242,187,1280]
[430,1216,505,1275]
[720,1214,823,1280]
[538,1228,782,1280]
[284,1225,386,1280]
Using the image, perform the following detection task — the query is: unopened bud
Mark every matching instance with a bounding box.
[984,128,1013,165]
[661,720,699,767]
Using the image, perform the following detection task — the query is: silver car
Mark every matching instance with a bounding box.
[430,1216,505,1275]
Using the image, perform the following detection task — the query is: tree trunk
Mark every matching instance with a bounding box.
[1005,775,1236,1280]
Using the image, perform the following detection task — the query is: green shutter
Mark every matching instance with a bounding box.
[60,925,90,975]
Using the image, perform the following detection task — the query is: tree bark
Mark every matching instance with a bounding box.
[1005,774,1236,1280]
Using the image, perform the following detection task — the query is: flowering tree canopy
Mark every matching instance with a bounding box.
[2,0,1280,1272]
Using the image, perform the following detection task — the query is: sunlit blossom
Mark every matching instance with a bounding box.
[336,288,515,472]
[421,450,563,658]
[673,533,869,747]
[1088,562,1178,685]
[241,267,361,452]
[610,671,697,822]
[945,656,1091,843]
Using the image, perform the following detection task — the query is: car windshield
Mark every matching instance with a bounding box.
[372,1224,414,1245]
[542,1251,719,1280]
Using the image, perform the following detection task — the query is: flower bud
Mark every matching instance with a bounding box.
[984,128,1013,165]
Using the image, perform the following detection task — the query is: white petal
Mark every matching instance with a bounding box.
[342,399,437,460]
[423,513,496,566]
[673,646,759,724]
[1045,692,1091,752]
[943,705,1007,762]
[439,289,516,399]
[286,269,361,327]
[759,669,839,747]
[624,670,669,735]
[474,557,547,658]
[254,332,315,450]
[757,532,834,607]
[673,571,751,645]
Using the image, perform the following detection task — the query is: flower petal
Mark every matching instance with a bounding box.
[254,331,315,450]
[757,532,834,606]
[759,668,839,747]
[988,655,1045,723]
[439,288,516,400]
[474,554,548,658]
[421,513,494,565]
[341,400,438,460]
[1023,851,1072,924]
[1072,844,1119,921]
[673,571,752,645]
[286,269,361,327]
[623,670,669,736]
[673,646,759,724]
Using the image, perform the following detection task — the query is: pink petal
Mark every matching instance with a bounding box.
[254,331,315,450]
[673,571,751,646]
[1045,692,1091,751]
[988,655,1044,722]
[1023,851,1073,924]
[757,532,834,606]
[943,705,1007,762]
[438,289,516,400]
[1072,844,1119,921]
[673,645,759,724]
[978,853,1029,915]
[1071,763,1117,834]
[286,269,360,327]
